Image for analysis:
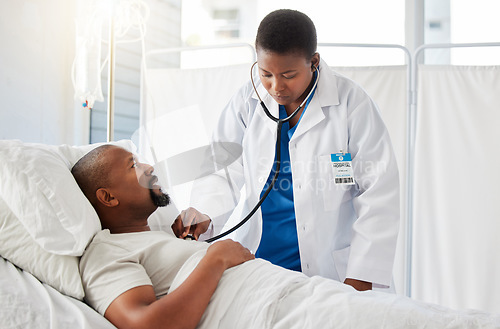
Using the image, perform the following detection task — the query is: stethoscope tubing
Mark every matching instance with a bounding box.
[204,62,319,243]
[205,121,284,243]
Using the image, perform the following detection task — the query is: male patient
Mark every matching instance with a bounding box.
[73,145,494,329]
[72,145,254,329]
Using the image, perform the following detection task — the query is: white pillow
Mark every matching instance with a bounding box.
[0,139,136,256]
[0,196,84,300]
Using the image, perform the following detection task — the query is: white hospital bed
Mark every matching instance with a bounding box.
[1,139,500,328]
[0,256,115,329]
[0,140,132,329]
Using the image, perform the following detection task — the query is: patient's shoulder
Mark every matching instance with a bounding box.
[85,229,170,254]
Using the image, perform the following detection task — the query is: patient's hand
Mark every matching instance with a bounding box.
[205,239,255,270]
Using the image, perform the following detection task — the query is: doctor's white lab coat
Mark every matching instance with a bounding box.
[192,59,400,288]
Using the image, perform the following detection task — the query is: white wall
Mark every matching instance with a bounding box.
[0,0,88,145]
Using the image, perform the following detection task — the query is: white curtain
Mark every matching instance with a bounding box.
[333,66,408,295]
[412,65,500,313]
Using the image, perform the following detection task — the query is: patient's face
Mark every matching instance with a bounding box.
[105,147,170,211]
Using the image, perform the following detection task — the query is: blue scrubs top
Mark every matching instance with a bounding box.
[256,86,316,271]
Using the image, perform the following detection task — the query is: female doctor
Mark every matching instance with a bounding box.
[172,9,400,292]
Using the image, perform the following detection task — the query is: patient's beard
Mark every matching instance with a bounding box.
[150,189,170,207]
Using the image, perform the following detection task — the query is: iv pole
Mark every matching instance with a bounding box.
[106,13,116,142]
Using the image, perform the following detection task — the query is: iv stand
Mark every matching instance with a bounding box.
[106,15,116,142]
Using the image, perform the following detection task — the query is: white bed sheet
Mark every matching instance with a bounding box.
[171,251,500,329]
[0,256,115,329]
[3,247,499,329]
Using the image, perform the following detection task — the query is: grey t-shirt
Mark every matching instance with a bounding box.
[79,229,208,315]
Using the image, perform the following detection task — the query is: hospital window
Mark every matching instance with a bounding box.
[423,0,500,65]
[212,9,240,40]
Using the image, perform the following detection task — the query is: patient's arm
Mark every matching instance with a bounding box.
[104,239,254,329]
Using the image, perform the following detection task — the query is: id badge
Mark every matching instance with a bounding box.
[331,153,355,185]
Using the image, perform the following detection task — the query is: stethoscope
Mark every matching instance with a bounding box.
[204,62,320,243]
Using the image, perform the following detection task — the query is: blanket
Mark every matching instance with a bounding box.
[170,250,500,329]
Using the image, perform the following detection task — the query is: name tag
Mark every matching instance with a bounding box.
[331,153,355,185]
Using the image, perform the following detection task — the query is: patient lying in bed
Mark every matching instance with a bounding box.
[73,145,500,329]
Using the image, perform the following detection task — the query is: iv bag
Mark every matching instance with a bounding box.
[73,13,104,110]
[72,0,149,110]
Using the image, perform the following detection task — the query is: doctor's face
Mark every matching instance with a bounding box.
[256,49,319,111]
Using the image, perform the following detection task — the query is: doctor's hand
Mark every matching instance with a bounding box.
[171,207,211,240]
[344,278,372,291]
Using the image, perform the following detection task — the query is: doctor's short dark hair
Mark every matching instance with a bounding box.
[255,9,317,59]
